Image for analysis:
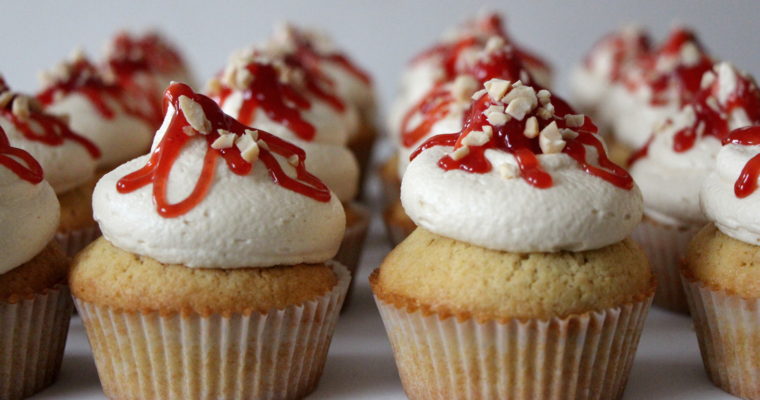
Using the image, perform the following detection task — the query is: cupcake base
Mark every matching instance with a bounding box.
[55,225,101,258]
[0,285,73,400]
[682,272,760,400]
[372,271,653,400]
[335,203,371,310]
[631,217,700,313]
[74,262,350,400]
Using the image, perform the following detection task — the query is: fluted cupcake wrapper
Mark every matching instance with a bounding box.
[74,262,350,400]
[0,285,73,400]
[334,204,371,310]
[55,225,101,258]
[631,219,700,313]
[682,274,760,400]
[374,294,653,400]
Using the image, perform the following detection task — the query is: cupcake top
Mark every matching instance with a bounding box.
[701,126,760,245]
[209,50,360,202]
[571,25,652,112]
[0,76,99,194]
[395,37,539,177]
[38,52,155,169]
[94,82,345,268]
[266,23,375,119]
[402,79,641,253]
[630,62,760,225]
[0,127,59,274]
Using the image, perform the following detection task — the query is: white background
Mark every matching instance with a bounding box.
[4,1,754,399]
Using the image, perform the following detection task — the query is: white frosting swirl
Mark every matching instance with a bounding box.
[45,93,154,169]
[402,146,643,252]
[293,139,359,203]
[94,107,346,268]
[0,168,59,274]
[396,105,466,179]
[0,115,96,194]
[701,142,760,245]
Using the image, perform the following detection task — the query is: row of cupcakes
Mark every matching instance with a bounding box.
[0,23,379,400]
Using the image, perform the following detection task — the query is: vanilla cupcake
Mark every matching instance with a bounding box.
[70,83,349,400]
[683,126,760,399]
[210,50,369,301]
[630,62,760,312]
[0,76,101,256]
[39,51,155,171]
[0,128,72,400]
[607,27,713,161]
[372,79,653,399]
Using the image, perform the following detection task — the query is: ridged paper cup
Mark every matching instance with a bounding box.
[0,284,73,400]
[372,271,653,400]
[631,217,700,313]
[74,262,350,400]
[55,225,101,258]
[682,272,760,399]
[335,204,370,310]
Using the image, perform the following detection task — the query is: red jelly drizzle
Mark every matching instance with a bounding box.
[0,78,100,158]
[37,57,158,127]
[0,126,44,184]
[284,26,372,85]
[412,90,633,190]
[117,82,330,218]
[401,45,529,148]
[584,29,652,82]
[215,61,316,141]
[722,126,760,198]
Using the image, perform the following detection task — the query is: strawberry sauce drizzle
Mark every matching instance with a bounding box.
[0,78,100,158]
[117,83,330,218]
[0,126,44,184]
[723,126,760,198]
[284,26,372,85]
[412,90,633,190]
[584,28,652,82]
[37,57,158,127]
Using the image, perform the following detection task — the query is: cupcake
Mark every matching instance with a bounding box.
[371,79,654,399]
[0,75,101,256]
[385,36,549,245]
[70,82,349,400]
[607,27,714,161]
[0,127,72,400]
[266,23,377,192]
[38,51,156,171]
[103,30,194,124]
[209,50,369,304]
[630,62,760,312]
[683,126,760,399]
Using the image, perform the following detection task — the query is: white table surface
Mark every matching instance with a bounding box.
[30,178,736,400]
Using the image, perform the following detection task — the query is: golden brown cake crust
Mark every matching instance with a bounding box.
[57,176,97,233]
[372,228,654,321]
[69,237,339,316]
[684,223,760,298]
[384,200,416,233]
[379,154,401,191]
[0,241,68,303]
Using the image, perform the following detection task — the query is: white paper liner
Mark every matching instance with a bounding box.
[682,275,760,399]
[334,204,370,310]
[0,285,73,400]
[74,262,350,400]
[631,219,700,313]
[55,225,101,258]
[374,292,653,400]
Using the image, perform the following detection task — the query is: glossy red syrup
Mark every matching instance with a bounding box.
[0,126,44,184]
[722,126,760,198]
[117,83,330,218]
[412,90,633,190]
[401,46,530,148]
[284,27,372,85]
[0,78,100,158]
[584,29,652,82]
[37,57,158,127]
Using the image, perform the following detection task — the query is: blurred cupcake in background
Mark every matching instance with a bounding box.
[209,48,369,306]
[0,127,72,400]
[70,83,349,400]
[38,51,155,172]
[372,78,653,399]
[0,75,101,256]
[684,125,760,399]
[630,62,760,312]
